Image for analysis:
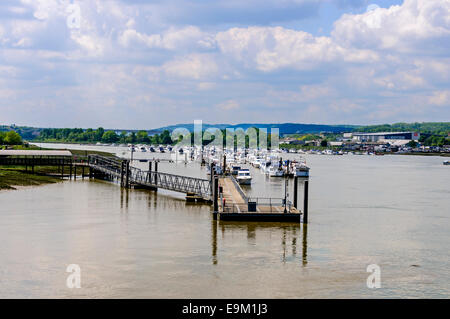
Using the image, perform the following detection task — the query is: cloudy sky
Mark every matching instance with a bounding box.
[0,0,449,129]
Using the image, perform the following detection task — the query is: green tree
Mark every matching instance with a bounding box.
[136,131,150,143]
[102,131,119,143]
[4,131,22,145]
[95,127,105,141]
[406,140,418,148]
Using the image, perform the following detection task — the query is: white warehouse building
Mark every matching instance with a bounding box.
[351,132,420,142]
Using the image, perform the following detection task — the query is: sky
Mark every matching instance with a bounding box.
[0,0,449,129]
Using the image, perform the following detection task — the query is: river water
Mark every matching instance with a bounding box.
[0,143,449,298]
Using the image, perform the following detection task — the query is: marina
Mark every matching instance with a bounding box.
[1,142,449,298]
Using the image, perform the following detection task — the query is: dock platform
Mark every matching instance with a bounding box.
[217,177,302,223]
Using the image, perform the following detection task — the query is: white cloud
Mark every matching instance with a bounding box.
[429,90,450,106]
[217,99,240,110]
[163,54,218,79]
[119,26,215,50]
[332,0,450,53]
[216,26,378,71]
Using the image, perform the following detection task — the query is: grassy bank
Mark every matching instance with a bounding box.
[0,167,61,190]
[0,146,115,190]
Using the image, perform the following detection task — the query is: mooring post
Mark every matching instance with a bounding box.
[120,161,124,187]
[125,161,130,189]
[154,161,158,185]
[223,155,226,175]
[210,163,215,197]
[74,165,77,180]
[293,176,298,209]
[69,163,72,180]
[148,161,152,183]
[303,180,309,224]
[213,176,219,220]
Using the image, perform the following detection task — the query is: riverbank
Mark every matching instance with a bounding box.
[0,147,115,190]
[0,167,61,190]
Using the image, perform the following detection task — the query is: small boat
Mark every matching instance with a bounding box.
[444,160,450,165]
[148,146,156,152]
[236,169,252,185]
[295,162,310,177]
[268,163,284,177]
[159,146,165,153]
[231,165,241,175]
[139,146,147,152]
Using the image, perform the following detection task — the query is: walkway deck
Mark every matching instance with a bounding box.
[217,176,301,222]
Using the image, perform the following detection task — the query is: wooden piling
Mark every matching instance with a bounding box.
[148,161,152,183]
[74,165,77,180]
[293,176,298,208]
[125,161,130,188]
[213,176,219,220]
[303,180,309,224]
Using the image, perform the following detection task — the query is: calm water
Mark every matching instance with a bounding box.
[0,144,449,298]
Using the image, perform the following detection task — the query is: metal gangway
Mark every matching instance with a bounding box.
[87,155,212,200]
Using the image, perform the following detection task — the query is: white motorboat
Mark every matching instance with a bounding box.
[444,160,450,166]
[236,169,252,185]
[295,162,310,177]
[268,163,284,177]
[231,165,241,175]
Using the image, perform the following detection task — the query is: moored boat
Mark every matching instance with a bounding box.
[236,169,252,185]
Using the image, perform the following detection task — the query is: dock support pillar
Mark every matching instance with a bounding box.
[82,166,85,179]
[61,164,64,179]
[303,180,309,224]
[148,161,152,183]
[223,155,226,175]
[213,176,219,220]
[210,163,215,198]
[120,161,124,187]
[74,165,77,180]
[89,167,93,179]
[125,161,130,189]
[154,161,158,185]
[293,176,298,209]
[70,164,72,180]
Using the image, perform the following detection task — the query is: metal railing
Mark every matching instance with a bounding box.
[87,154,211,199]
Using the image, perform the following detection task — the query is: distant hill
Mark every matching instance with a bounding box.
[152,123,357,135]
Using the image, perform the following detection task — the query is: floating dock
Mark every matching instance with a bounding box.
[215,176,304,223]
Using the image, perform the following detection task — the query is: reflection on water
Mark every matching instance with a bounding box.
[1,143,449,298]
[211,221,306,266]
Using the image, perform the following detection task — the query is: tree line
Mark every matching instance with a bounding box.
[35,127,277,148]
[36,128,173,145]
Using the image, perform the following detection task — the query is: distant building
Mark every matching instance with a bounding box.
[352,132,420,142]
